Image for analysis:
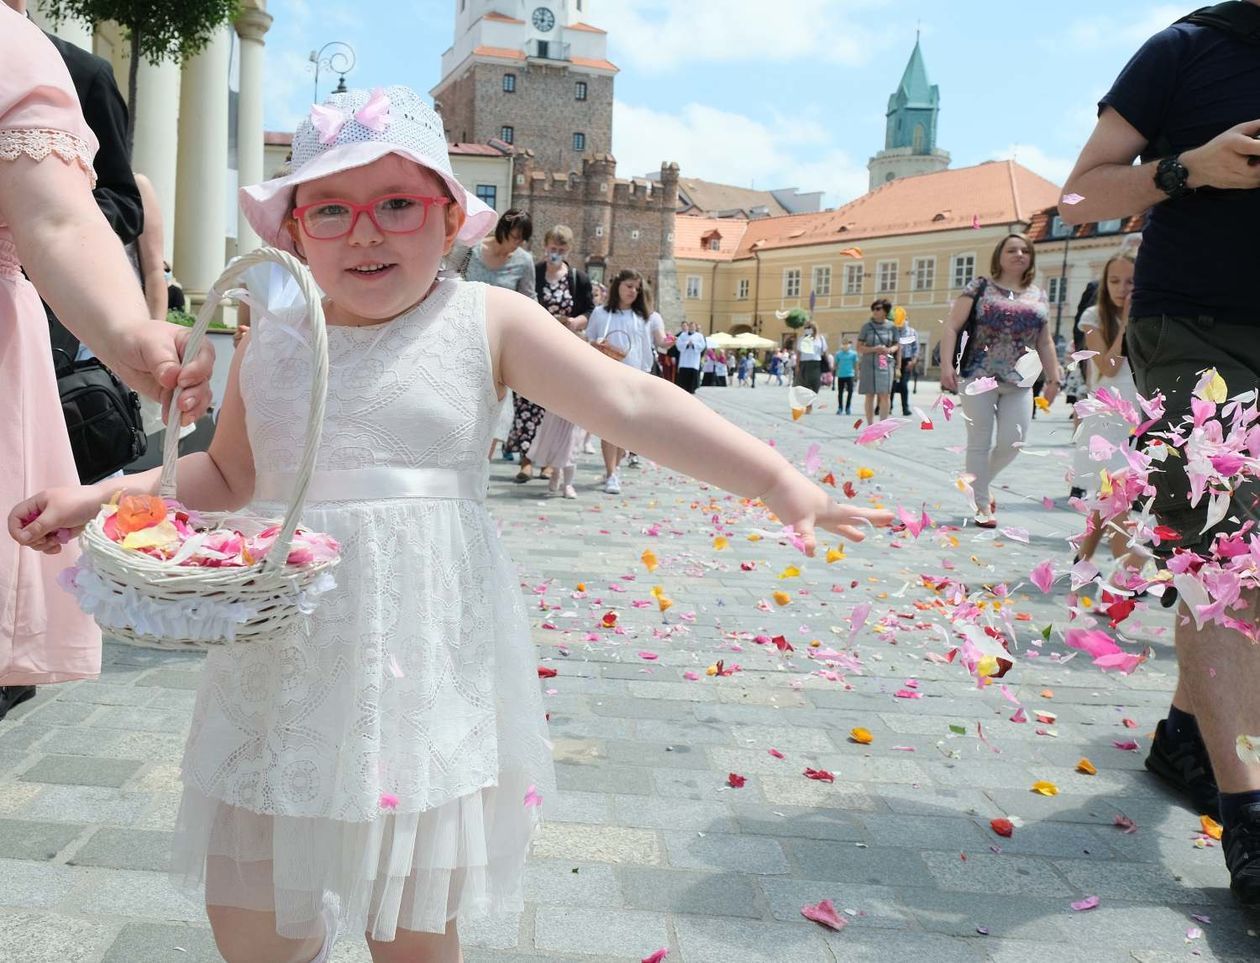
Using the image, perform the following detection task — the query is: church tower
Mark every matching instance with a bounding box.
[866,36,950,191]
[431,1,617,172]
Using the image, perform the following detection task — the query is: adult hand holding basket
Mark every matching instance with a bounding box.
[69,248,340,649]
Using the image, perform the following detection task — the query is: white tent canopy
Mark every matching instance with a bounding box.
[730,331,778,350]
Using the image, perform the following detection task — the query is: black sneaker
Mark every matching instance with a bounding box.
[0,685,36,721]
[1145,719,1220,820]
[1223,803,1260,905]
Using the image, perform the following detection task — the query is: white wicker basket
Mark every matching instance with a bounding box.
[75,248,338,650]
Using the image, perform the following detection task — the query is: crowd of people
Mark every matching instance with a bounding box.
[2,3,1259,961]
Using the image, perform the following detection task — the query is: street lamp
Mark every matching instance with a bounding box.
[309,41,356,102]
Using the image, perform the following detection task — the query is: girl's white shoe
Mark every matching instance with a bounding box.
[310,898,340,963]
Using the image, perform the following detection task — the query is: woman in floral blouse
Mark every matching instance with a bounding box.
[938,233,1062,528]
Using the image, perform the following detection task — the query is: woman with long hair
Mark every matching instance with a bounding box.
[939,233,1062,528]
[585,268,665,493]
[1071,251,1147,578]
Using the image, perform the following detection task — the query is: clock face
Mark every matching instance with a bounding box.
[531,6,555,31]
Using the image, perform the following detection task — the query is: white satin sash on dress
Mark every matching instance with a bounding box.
[253,467,488,504]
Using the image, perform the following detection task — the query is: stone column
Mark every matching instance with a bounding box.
[131,57,182,263]
[173,26,231,310]
[234,1,273,254]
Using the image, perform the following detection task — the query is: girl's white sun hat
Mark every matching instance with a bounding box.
[240,85,497,254]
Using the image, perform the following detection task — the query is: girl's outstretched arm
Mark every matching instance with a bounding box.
[9,334,257,552]
[488,287,892,552]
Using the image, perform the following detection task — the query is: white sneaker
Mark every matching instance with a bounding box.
[582,439,597,454]
[563,484,578,499]
[603,473,621,494]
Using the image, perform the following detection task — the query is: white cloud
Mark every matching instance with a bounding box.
[992,143,1075,187]
[613,100,869,207]
[598,0,883,70]
[1054,5,1187,53]
[264,48,315,132]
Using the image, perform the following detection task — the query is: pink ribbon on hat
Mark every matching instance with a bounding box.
[309,87,392,145]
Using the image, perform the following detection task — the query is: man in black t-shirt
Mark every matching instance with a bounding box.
[1062,0,1260,904]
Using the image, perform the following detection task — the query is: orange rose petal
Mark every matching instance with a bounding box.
[1200,815,1223,840]
[1031,780,1059,796]
[849,727,873,745]
[772,591,792,606]
[1076,758,1097,775]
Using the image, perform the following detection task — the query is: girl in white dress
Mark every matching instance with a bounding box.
[10,86,890,963]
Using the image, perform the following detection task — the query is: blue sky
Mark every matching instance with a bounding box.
[262,0,1186,208]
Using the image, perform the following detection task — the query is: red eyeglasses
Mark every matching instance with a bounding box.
[292,193,451,240]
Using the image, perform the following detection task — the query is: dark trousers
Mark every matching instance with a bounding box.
[676,367,700,394]
[893,361,917,414]
[836,376,854,411]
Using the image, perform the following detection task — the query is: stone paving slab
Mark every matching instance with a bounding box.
[2,385,1259,961]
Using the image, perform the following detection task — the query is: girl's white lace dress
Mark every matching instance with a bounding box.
[170,277,555,941]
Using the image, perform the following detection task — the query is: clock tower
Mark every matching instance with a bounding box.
[432,0,617,172]
[866,36,951,191]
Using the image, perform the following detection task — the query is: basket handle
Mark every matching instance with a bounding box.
[161,248,329,573]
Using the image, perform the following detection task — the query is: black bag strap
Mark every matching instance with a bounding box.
[1177,2,1260,44]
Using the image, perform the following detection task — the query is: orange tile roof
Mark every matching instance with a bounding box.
[568,22,607,33]
[1025,206,1145,242]
[570,56,618,72]
[731,161,1061,258]
[673,215,750,261]
[474,45,526,61]
[264,131,292,146]
[483,11,524,24]
[448,141,513,156]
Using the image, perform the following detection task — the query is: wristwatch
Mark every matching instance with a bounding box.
[1154,155,1192,199]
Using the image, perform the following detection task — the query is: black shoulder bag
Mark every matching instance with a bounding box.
[53,348,148,483]
[954,278,989,377]
[1178,2,1260,43]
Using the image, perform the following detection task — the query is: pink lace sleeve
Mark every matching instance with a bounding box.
[0,128,96,186]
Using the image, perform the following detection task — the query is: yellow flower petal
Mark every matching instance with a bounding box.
[747,533,762,542]
[857,467,875,480]
[641,549,658,572]
[1201,814,1223,840]
[1197,368,1228,404]
[657,596,674,612]
[825,548,845,563]
[1031,780,1059,797]
[1076,758,1097,775]
[772,591,792,606]
[976,655,1000,678]
[1034,396,1050,411]
[778,565,800,579]
[849,727,873,745]
[120,519,180,552]
[713,536,729,550]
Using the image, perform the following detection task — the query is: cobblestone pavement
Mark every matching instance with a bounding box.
[1,383,1257,962]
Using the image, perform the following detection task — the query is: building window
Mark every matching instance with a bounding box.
[1048,276,1068,304]
[950,253,976,289]
[1096,218,1123,234]
[1050,215,1072,239]
[876,259,898,293]
[474,184,497,209]
[783,268,801,299]
[737,279,750,300]
[573,132,586,152]
[912,256,935,293]
[502,73,516,93]
[595,225,604,237]
[686,276,702,299]
[631,229,640,240]
[708,238,720,252]
[844,263,864,295]
[811,265,831,297]
[500,125,514,144]
[575,81,588,101]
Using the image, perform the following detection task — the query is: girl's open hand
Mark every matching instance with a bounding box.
[760,472,893,557]
[8,486,105,555]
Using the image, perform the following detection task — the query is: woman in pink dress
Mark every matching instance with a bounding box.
[0,7,213,693]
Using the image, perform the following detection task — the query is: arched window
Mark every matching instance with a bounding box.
[913,124,925,152]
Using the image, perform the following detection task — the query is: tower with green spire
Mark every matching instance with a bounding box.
[867,35,951,191]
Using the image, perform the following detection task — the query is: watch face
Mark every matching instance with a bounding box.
[532,6,555,31]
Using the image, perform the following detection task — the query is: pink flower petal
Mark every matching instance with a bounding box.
[1030,560,1056,593]
[1071,895,1100,911]
[523,785,543,807]
[642,950,670,963]
[801,898,847,931]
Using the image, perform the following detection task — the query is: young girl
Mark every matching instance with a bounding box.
[1071,251,1147,581]
[9,86,888,963]
[584,268,666,495]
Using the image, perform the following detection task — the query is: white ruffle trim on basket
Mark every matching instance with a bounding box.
[0,128,96,185]
[59,560,336,643]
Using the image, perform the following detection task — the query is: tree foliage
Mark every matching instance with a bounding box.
[784,308,810,329]
[42,0,241,145]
